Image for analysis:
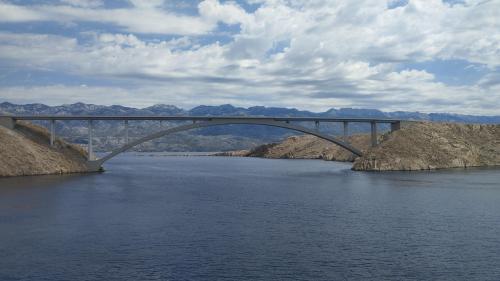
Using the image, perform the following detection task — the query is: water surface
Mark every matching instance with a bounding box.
[1,155,500,280]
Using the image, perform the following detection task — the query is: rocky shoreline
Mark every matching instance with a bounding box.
[2,120,499,175]
[352,122,500,171]
[219,122,500,171]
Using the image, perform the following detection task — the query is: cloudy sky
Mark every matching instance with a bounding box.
[0,0,499,114]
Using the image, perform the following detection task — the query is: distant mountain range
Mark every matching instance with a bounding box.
[1,102,500,152]
[2,101,500,123]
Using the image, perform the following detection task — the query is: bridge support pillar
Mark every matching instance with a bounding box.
[371,121,377,147]
[88,120,94,161]
[124,120,129,144]
[50,120,55,146]
[343,121,349,141]
[0,116,15,129]
[391,121,401,132]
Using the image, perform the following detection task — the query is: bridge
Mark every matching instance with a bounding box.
[0,115,402,171]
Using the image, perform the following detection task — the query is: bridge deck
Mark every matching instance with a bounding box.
[2,115,401,123]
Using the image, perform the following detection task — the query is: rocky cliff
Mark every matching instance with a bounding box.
[0,121,90,177]
[352,122,500,171]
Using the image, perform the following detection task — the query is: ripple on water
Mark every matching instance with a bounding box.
[1,155,500,280]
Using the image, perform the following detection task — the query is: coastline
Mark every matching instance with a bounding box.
[3,120,500,176]
[215,122,500,171]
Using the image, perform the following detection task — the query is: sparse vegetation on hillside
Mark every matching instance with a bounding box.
[0,121,89,177]
[225,121,500,171]
[353,122,500,171]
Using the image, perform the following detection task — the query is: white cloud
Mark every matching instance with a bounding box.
[128,0,165,9]
[198,0,252,25]
[59,0,103,8]
[0,2,48,22]
[0,0,499,114]
[0,1,214,35]
[0,0,255,35]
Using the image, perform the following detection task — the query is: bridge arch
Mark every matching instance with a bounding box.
[88,119,363,168]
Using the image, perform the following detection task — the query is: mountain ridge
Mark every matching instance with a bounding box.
[2,102,500,152]
[2,101,500,123]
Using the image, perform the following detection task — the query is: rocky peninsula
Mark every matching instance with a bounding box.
[353,122,500,171]
[0,121,89,177]
[223,122,500,171]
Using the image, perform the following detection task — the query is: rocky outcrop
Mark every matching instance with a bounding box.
[244,134,373,162]
[353,122,500,171]
[0,121,90,177]
[226,121,500,171]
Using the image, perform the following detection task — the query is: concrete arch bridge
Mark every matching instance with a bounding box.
[0,116,402,171]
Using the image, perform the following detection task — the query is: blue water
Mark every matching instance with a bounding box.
[1,155,500,280]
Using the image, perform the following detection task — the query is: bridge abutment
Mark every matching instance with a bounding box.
[391,121,401,132]
[86,160,103,172]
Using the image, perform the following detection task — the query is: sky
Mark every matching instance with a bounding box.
[0,0,499,114]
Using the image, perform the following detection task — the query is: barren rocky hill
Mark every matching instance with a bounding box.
[0,121,89,177]
[216,134,374,162]
[353,122,500,171]
[245,134,373,162]
[226,122,500,171]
